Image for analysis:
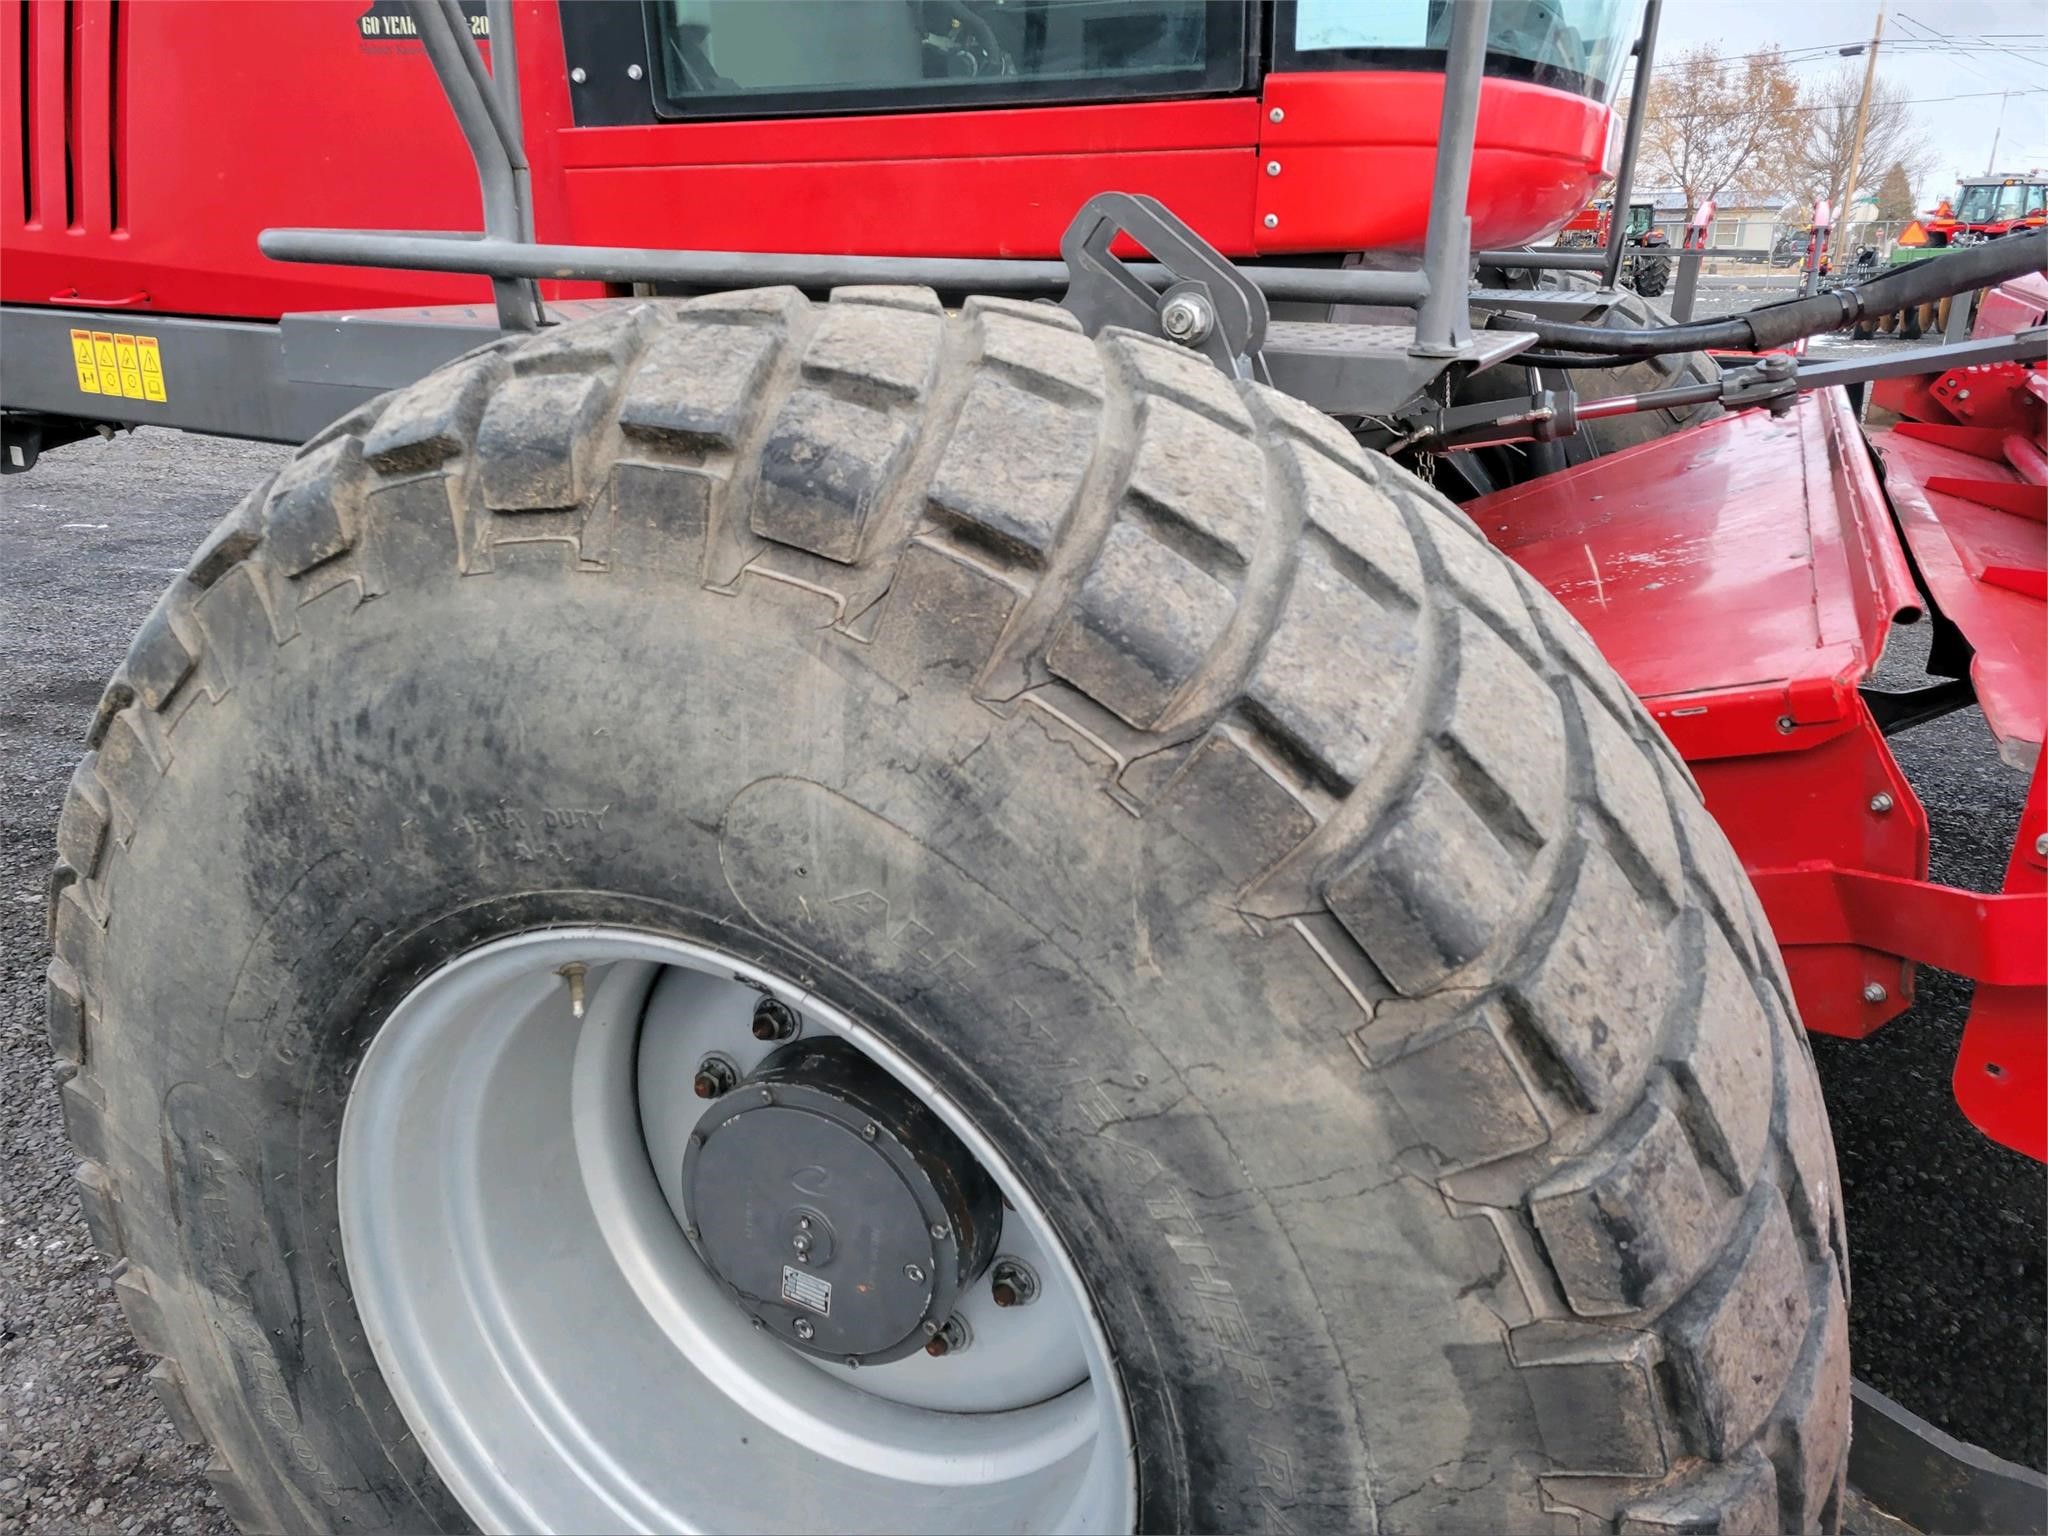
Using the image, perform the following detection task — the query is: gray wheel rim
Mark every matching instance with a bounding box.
[338,928,1136,1534]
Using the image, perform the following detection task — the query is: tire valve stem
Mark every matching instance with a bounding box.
[557,963,588,1020]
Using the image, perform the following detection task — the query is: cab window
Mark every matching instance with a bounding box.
[650,0,1245,119]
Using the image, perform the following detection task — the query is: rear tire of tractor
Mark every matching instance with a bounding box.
[1631,252,1673,298]
[50,292,1851,1534]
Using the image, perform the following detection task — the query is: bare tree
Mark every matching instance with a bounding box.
[1636,45,1806,211]
[1789,66,1930,216]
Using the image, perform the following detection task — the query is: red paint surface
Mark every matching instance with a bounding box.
[1254,73,1610,252]
[1875,423,2047,764]
[1953,762,2047,1161]
[1472,392,1919,758]
[2,3,1614,314]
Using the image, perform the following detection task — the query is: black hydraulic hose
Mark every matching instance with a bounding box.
[1516,350,1648,368]
[1488,230,2048,358]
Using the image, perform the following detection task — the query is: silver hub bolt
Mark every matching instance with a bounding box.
[1158,292,1215,346]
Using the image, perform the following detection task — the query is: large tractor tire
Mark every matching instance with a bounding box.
[1466,269,1722,461]
[49,292,1849,1534]
[1630,251,1673,298]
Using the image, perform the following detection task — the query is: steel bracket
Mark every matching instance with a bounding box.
[1056,191,1268,380]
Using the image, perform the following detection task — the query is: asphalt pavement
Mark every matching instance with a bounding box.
[0,318,2041,1531]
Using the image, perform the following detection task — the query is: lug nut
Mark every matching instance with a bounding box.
[990,1256,1040,1308]
[924,1315,971,1357]
[751,997,799,1042]
[693,1055,737,1099]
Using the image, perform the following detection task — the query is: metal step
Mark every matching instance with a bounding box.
[1262,322,1535,415]
[1468,285,1626,320]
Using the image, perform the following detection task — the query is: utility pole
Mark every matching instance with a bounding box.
[1833,2,1886,266]
[1986,91,2009,174]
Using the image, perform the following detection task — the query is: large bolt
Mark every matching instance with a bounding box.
[1862,981,1889,1004]
[793,1318,815,1341]
[752,996,799,1042]
[1869,792,1894,813]
[693,1055,737,1099]
[990,1256,1040,1308]
[924,1315,971,1357]
[1159,292,1215,346]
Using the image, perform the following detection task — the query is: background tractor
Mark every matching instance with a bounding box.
[2,2,2044,1534]
[1848,170,2048,339]
[1556,195,1674,294]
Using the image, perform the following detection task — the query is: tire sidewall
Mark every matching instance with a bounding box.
[91,559,1396,1533]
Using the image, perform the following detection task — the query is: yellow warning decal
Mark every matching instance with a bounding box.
[114,335,145,400]
[135,336,167,402]
[92,331,120,391]
[74,329,168,402]
[69,330,102,393]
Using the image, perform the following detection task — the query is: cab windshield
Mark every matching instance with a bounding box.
[1280,0,1642,103]
[1954,181,2039,223]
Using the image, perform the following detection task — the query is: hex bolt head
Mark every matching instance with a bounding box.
[904,1263,926,1284]
[793,1318,815,1341]
[924,1315,971,1357]
[1159,292,1215,346]
[990,1256,1040,1308]
[626,62,645,81]
[569,66,587,84]
[751,997,799,1042]
[692,1056,737,1100]
[929,1223,949,1240]
[1862,981,1889,1004]
[1869,792,1894,813]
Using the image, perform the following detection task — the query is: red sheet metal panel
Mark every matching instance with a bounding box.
[1873,423,2047,766]
[1954,761,2047,1162]
[1472,390,1921,761]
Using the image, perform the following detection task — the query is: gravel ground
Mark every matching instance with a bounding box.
[2,433,285,1535]
[2,338,2040,1530]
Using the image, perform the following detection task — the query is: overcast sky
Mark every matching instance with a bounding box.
[1645,0,2046,206]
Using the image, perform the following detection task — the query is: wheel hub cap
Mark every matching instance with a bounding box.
[685,1037,1003,1364]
